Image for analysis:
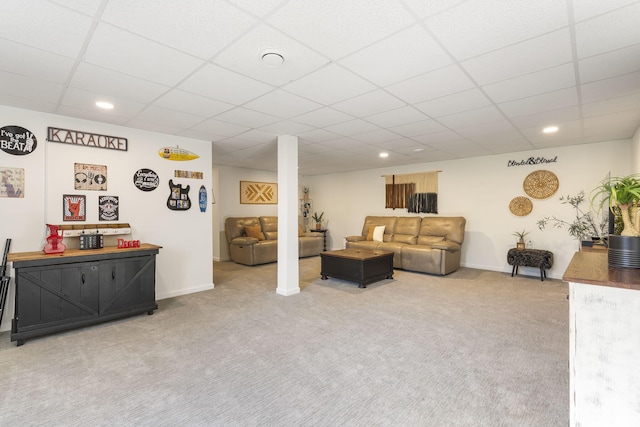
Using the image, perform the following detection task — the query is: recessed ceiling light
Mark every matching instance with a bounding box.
[261,51,284,67]
[414,148,424,152]
[543,126,558,134]
[379,152,389,158]
[96,101,114,110]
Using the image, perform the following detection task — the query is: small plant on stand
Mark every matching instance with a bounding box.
[537,191,608,249]
[512,230,529,250]
[311,211,324,230]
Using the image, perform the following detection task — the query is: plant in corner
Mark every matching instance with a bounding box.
[537,191,608,248]
[311,211,324,230]
[591,174,640,268]
[591,174,640,237]
[512,230,529,249]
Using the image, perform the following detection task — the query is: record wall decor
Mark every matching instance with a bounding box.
[523,170,559,200]
[133,168,159,191]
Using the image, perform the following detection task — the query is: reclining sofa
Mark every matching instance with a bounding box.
[225,216,323,266]
[345,215,466,275]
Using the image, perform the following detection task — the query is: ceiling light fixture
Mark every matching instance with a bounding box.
[543,126,558,134]
[379,152,389,158]
[95,101,114,110]
[261,50,284,67]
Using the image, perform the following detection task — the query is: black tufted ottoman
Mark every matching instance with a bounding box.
[507,248,553,281]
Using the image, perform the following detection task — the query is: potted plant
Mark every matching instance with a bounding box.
[512,230,529,250]
[311,211,324,230]
[537,191,608,249]
[591,174,640,268]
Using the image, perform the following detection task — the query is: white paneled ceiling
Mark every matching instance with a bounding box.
[0,0,639,175]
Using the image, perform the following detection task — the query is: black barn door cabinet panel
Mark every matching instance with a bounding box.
[8,244,161,346]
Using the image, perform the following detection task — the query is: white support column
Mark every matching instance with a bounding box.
[276,135,300,296]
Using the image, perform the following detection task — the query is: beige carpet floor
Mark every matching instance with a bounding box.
[0,257,568,426]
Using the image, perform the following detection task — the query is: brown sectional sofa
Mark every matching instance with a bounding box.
[225,216,323,266]
[345,215,466,275]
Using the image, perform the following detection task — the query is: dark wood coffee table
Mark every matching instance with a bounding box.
[320,248,394,288]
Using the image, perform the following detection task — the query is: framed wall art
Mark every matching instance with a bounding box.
[240,181,278,204]
[63,194,86,221]
[74,163,107,191]
[98,195,119,221]
[0,166,25,198]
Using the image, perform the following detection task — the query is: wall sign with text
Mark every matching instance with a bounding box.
[0,125,37,155]
[47,127,128,151]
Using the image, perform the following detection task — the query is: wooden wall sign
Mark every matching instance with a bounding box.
[47,127,127,151]
[0,125,37,155]
[240,181,278,204]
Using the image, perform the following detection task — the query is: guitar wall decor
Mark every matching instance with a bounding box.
[167,179,191,211]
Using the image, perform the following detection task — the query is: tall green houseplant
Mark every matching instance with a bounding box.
[591,174,640,237]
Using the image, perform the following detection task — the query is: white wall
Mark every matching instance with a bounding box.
[304,140,631,280]
[632,126,640,174]
[0,105,213,331]
[213,165,277,261]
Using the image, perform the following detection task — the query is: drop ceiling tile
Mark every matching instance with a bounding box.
[578,43,640,83]
[297,129,343,143]
[190,118,251,138]
[454,119,517,139]
[364,106,428,128]
[70,63,170,103]
[324,119,381,136]
[415,89,492,118]
[179,64,274,105]
[386,64,475,104]
[499,87,578,118]
[225,0,285,17]
[351,129,406,144]
[580,71,640,104]
[229,129,277,143]
[102,0,257,59]
[575,3,640,58]
[243,89,322,119]
[258,120,314,135]
[573,0,639,22]
[153,90,235,118]
[83,23,205,86]
[0,1,92,57]
[410,130,468,145]
[134,105,207,129]
[332,90,406,117]
[56,104,129,126]
[214,107,280,128]
[340,25,453,86]
[214,24,330,86]
[0,38,75,83]
[402,0,470,19]
[425,0,567,60]
[582,93,640,118]
[437,106,505,129]
[460,29,573,85]
[298,142,337,153]
[482,63,576,103]
[50,0,103,15]
[124,118,187,135]
[283,64,377,105]
[0,93,57,114]
[509,106,581,129]
[292,107,353,128]
[0,71,62,104]
[268,0,415,59]
[61,87,145,117]
[389,119,449,138]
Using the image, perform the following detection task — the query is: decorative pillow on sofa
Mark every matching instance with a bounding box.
[244,225,265,241]
[299,225,304,237]
[373,225,386,242]
[366,226,377,241]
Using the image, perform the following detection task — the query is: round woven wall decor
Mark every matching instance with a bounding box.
[509,196,533,216]
[523,170,559,199]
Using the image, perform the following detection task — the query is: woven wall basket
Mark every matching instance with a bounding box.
[523,170,559,200]
[509,196,533,216]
